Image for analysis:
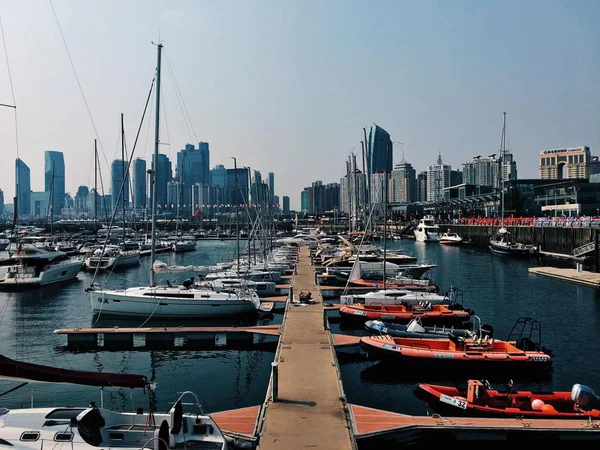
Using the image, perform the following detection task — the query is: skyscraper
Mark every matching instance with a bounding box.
[282,196,290,213]
[0,189,5,217]
[268,172,275,206]
[426,153,451,202]
[176,142,210,213]
[211,164,227,188]
[15,158,31,216]
[368,124,393,175]
[132,157,147,211]
[150,153,172,209]
[111,159,130,211]
[44,151,65,215]
[390,161,417,203]
[225,167,249,207]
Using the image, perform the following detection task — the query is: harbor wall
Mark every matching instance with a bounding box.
[448,225,598,256]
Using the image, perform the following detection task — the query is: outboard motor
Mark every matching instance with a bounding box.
[571,384,600,411]
[480,324,494,339]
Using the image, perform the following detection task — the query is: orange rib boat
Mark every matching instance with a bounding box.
[339,302,473,325]
[359,334,552,369]
[414,379,600,420]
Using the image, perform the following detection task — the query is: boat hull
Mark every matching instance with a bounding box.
[89,289,259,318]
[413,382,600,420]
[0,260,82,290]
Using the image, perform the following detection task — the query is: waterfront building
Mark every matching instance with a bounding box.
[0,189,4,217]
[211,164,226,187]
[370,173,387,205]
[273,195,280,211]
[177,142,210,213]
[301,190,308,212]
[225,167,249,209]
[167,181,180,212]
[30,191,50,218]
[539,146,590,179]
[462,155,499,188]
[417,171,428,203]
[282,196,290,214]
[304,181,340,215]
[368,124,393,175]
[251,170,263,206]
[450,169,463,187]
[132,157,147,211]
[111,159,130,211]
[150,153,172,209]
[426,153,451,202]
[15,158,31,216]
[44,151,66,215]
[389,161,417,203]
[268,172,275,207]
[74,186,89,214]
[589,157,600,177]
[191,183,210,217]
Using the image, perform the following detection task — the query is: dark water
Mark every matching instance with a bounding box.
[1,238,599,428]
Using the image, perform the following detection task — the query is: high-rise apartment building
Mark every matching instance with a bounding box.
[150,153,172,209]
[268,172,275,206]
[426,153,451,202]
[74,186,89,214]
[211,164,227,188]
[226,167,249,207]
[177,142,210,212]
[0,189,4,217]
[111,159,130,211]
[417,171,428,203]
[15,158,31,216]
[44,151,65,214]
[368,124,393,175]
[389,161,417,203]
[132,158,147,211]
[282,196,290,213]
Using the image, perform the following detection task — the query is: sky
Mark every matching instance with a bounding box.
[0,0,598,210]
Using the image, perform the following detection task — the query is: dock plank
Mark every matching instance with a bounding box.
[259,246,354,449]
[529,266,600,288]
[53,325,280,336]
[212,405,261,439]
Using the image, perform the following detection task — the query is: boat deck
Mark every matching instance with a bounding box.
[529,266,600,288]
[258,245,355,449]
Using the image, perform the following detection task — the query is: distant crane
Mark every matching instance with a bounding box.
[392,141,406,165]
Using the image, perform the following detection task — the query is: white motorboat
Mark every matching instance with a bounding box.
[340,288,452,306]
[172,240,197,252]
[0,238,9,251]
[84,245,141,271]
[413,215,440,242]
[0,245,82,289]
[439,232,463,245]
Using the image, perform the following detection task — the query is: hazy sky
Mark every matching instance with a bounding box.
[0,0,598,210]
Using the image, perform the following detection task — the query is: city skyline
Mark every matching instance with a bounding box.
[0,1,598,210]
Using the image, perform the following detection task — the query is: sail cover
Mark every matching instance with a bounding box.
[0,354,149,389]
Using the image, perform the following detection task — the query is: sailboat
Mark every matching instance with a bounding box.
[87,43,260,319]
[489,112,539,257]
[84,115,141,271]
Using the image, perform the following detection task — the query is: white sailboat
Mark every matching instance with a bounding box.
[489,112,539,257]
[87,43,259,318]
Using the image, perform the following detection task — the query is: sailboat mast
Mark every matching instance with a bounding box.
[50,162,55,243]
[383,143,389,291]
[500,111,506,226]
[94,139,98,227]
[121,113,126,247]
[150,42,162,288]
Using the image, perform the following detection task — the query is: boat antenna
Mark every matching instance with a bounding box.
[149,41,162,287]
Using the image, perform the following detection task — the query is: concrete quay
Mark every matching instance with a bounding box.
[258,246,355,449]
[529,266,600,288]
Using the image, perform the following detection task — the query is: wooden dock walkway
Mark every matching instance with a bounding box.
[259,246,355,449]
[529,266,600,288]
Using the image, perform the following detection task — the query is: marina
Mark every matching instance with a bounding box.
[0,234,600,447]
